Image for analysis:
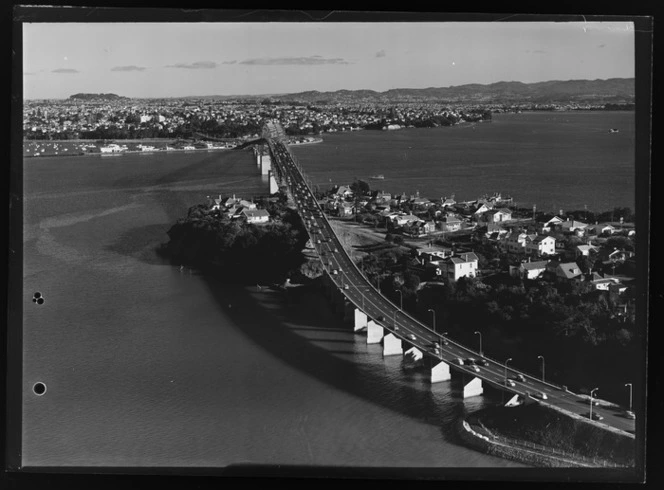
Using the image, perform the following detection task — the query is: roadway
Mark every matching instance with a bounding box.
[262,121,635,436]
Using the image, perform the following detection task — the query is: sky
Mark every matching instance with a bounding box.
[22,21,635,99]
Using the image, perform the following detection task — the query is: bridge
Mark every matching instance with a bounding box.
[260,121,635,438]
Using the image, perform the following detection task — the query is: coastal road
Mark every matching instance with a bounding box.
[264,123,636,437]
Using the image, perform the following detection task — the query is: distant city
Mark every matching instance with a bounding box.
[23,78,634,142]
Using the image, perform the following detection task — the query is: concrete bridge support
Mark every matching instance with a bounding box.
[382,333,403,356]
[505,394,522,407]
[260,154,272,175]
[461,375,484,398]
[430,361,451,383]
[366,320,384,344]
[354,309,368,332]
[268,170,279,194]
[404,347,424,363]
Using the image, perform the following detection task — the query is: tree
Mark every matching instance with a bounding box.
[350,179,371,196]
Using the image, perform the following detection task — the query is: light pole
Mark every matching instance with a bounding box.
[504,358,513,385]
[394,289,403,310]
[393,309,397,330]
[474,331,483,356]
[589,387,599,420]
[625,383,633,412]
[538,355,545,383]
[428,308,436,333]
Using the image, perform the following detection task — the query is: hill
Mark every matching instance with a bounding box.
[266,78,634,105]
[69,93,129,102]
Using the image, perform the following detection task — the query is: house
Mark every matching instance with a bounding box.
[485,223,509,240]
[423,221,437,234]
[238,199,256,210]
[525,235,557,256]
[438,214,462,232]
[441,196,456,208]
[560,219,588,235]
[445,252,479,282]
[590,276,622,291]
[338,202,355,217]
[333,185,353,198]
[555,262,583,280]
[503,231,528,253]
[473,202,493,216]
[586,223,616,236]
[510,260,549,280]
[482,208,512,223]
[541,216,564,233]
[416,248,454,265]
[575,244,601,258]
[241,208,270,224]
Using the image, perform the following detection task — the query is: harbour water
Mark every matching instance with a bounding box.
[20,111,635,469]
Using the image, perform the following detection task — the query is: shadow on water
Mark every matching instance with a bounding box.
[198,272,478,443]
[104,223,173,266]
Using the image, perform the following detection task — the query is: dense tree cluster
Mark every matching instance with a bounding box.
[161,195,309,283]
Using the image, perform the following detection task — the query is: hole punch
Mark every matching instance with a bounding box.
[33,382,47,396]
[33,292,45,305]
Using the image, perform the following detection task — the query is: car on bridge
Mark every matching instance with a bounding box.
[477,359,489,366]
[533,392,548,400]
[407,334,417,341]
[624,410,636,420]
[586,412,604,421]
[505,379,516,387]
[454,358,464,365]
[515,374,526,382]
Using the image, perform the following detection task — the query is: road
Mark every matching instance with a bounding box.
[263,121,635,437]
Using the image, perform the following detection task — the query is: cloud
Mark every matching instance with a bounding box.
[525,49,547,54]
[166,61,218,69]
[52,68,79,73]
[375,49,386,58]
[111,65,146,72]
[239,56,352,65]
[598,44,606,48]
[222,60,237,64]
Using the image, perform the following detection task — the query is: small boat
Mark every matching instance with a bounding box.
[609,128,620,133]
[370,174,385,180]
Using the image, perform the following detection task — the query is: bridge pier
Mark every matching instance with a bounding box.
[366,320,384,344]
[461,375,484,398]
[260,154,272,175]
[430,360,451,383]
[354,309,368,332]
[268,170,279,194]
[382,333,403,356]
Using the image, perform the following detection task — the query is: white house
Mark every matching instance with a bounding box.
[445,252,479,282]
[541,216,564,233]
[482,208,512,223]
[525,235,557,256]
[241,208,270,224]
[510,260,549,280]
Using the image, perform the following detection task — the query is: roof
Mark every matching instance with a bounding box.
[521,260,549,271]
[556,262,582,279]
[242,208,270,218]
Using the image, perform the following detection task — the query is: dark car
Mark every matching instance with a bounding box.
[477,359,489,366]
[515,374,526,382]
[377,316,385,322]
[465,358,477,365]
[586,412,604,421]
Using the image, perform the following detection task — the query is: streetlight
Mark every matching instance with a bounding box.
[474,331,483,356]
[394,289,403,310]
[538,355,545,383]
[428,308,436,333]
[589,387,599,420]
[504,358,513,385]
[625,383,633,412]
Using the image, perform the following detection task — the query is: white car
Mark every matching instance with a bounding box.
[408,334,417,341]
[505,379,516,387]
[471,365,480,373]
[534,392,548,400]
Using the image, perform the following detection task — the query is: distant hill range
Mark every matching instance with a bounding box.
[259,78,635,105]
[69,93,129,101]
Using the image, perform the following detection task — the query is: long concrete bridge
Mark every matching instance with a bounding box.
[258,121,635,438]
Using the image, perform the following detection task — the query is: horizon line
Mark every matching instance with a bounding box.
[23,76,635,101]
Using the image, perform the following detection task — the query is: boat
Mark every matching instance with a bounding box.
[100,144,126,154]
[370,174,385,180]
[609,128,620,133]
